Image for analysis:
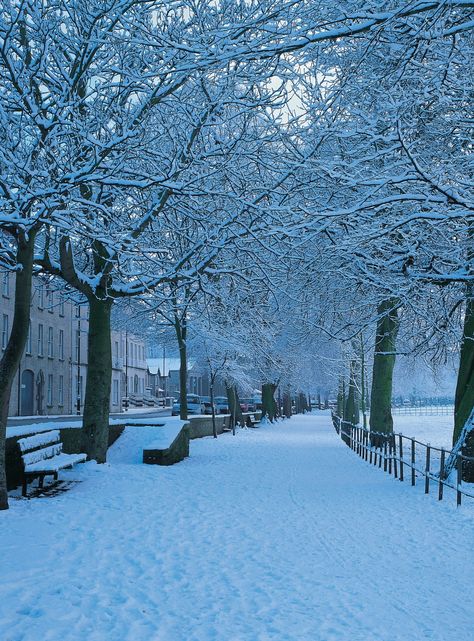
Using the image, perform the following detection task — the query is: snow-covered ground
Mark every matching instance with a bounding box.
[1,413,473,641]
[393,412,454,449]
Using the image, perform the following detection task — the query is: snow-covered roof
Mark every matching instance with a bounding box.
[147,357,195,377]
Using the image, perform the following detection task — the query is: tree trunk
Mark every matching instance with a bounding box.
[226,383,243,433]
[81,296,113,462]
[360,334,367,428]
[210,374,217,438]
[0,233,36,510]
[175,319,188,421]
[282,390,292,418]
[369,299,400,440]
[336,377,345,417]
[345,359,360,425]
[453,287,474,480]
[261,382,277,421]
[299,392,309,413]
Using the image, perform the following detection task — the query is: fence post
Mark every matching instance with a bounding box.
[438,448,445,501]
[425,444,430,494]
[411,438,416,486]
[392,434,398,479]
[399,433,404,482]
[383,438,388,472]
[457,454,463,507]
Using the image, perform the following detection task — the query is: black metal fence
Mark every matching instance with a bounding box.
[331,413,474,506]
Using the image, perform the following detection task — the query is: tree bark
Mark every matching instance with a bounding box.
[0,233,36,509]
[282,390,292,418]
[81,296,113,462]
[336,377,345,418]
[360,334,368,428]
[175,322,188,421]
[226,383,243,432]
[369,299,400,439]
[345,359,360,425]
[209,372,217,438]
[453,287,474,480]
[261,382,277,421]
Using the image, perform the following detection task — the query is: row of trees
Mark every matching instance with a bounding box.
[1,1,474,508]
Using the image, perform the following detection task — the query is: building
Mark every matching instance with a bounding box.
[147,354,226,401]
[1,272,148,417]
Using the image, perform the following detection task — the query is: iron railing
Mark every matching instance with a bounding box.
[331,413,474,506]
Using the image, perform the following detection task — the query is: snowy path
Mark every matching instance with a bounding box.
[1,414,473,641]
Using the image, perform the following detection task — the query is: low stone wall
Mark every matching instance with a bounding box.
[143,423,190,466]
[189,411,262,438]
[188,415,226,439]
[6,424,125,491]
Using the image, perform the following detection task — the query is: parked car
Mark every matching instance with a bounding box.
[171,394,205,416]
[200,396,217,415]
[240,398,257,412]
[214,396,230,414]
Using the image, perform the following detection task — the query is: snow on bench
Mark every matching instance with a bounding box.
[17,430,87,497]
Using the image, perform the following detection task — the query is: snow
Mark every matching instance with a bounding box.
[142,422,186,450]
[17,430,60,453]
[393,412,454,449]
[6,415,168,440]
[25,452,87,473]
[1,413,473,641]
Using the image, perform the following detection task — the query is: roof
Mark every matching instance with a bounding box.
[147,357,195,377]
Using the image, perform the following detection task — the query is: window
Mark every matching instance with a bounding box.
[47,374,53,406]
[2,314,8,349]
[46,288,54,313]
[38,285,44,309]
[76,329,81,362]
[2,273,9,297]
[58,375,64,406]
[113,379,119,405]
[59,295,65,317]
[38,323,44,356]
[75,304,81,318]
[47,326,54,358]
[114,341,119,364]
[26,320,32,355]
[59,329,64,360]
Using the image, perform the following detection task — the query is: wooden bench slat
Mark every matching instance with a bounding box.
[25,452,87,474]
[22,443,63,467]
[18,430,60,453]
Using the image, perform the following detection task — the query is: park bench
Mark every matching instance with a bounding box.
[17,430,87,497]
[245,413,260,427]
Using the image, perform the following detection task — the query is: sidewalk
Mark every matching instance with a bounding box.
[1,413,473,641]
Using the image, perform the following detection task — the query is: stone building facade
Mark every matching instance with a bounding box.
[1,272,147,417]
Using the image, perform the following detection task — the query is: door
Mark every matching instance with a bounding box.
[21,369,34,416]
